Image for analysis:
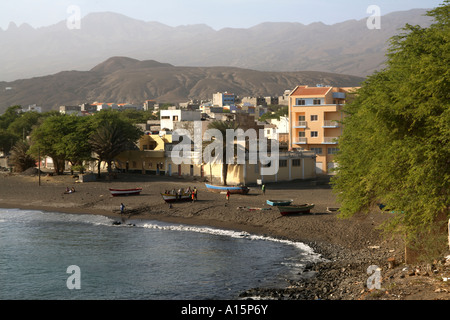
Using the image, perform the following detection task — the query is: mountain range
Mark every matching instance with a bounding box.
[0,56,364,113]
[0,8,434,113]
[0,8,432,82]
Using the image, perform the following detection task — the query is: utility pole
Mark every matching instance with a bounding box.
[38,146,41,186]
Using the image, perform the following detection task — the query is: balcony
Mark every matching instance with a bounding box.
[322,137,338,144]
[332,92,346,99]
[322,120,340,128]
[293,137,307,144]
[293,121,307,128]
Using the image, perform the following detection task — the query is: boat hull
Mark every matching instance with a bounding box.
[266,199,293,206]
[277,204,315,216]
[205,184,249,195]
[109,188,142,197]
[161,193,192,203]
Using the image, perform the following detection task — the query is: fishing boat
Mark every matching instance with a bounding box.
[266,199,293,206]
[205,183,250,195]
[277,204,315,216]
[109,188,142,197]
[161,193,192,203]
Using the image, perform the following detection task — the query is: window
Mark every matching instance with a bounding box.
[313,99,321,105]
[262,161,271,168]
[311,147,322,155]
[292,159,301,167]
[328,147,339,155]
[296,99,306,105]
[311,115,318,121]
[161,116,170,120]
[298,115,305,121]
[279,160,287,167]
[311,131,318,138]
[298,131,305,137]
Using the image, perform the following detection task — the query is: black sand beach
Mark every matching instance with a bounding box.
[0,171,448,300]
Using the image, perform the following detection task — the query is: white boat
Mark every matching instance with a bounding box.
[161,193,192,203]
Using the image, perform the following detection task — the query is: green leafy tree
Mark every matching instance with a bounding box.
[331,2,449,260]
[119,109,157,124]
[7,111,42,140]
[30,114,89,174]
[258,105,288,122]
[0,130,19,155]
[61,116,94,172]
[0,106,21,130]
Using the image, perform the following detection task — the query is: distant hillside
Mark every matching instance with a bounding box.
[0,57,364,113]
[0,9,433,82]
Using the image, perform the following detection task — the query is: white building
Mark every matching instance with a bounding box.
[160,109,201,131]
[22,104,42,113]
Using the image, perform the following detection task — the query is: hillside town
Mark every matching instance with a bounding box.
[2,84,358,185]
[0,1,448,304]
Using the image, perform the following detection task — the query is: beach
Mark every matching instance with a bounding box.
[1,170,448,300]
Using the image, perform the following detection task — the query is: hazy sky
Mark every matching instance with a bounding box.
[0,0,444,31]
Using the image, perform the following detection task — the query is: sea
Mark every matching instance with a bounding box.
[0,208,321,300]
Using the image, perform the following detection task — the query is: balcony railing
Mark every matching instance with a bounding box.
[323,137,338,144]
[322,120,340,128]
[294,121,307,128]
[293,137,307,144]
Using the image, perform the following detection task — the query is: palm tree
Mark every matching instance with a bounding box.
[89,122,136,178]
[9,141,36,173]
[205,121,239,186]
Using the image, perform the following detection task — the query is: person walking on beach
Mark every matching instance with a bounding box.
[262,184,266,195]
[120,203,125,214]
[191,191,195,203]
[226,190,230,202]
[193,187,198,200]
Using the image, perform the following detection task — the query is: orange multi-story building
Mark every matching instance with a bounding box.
[288,85,357,174]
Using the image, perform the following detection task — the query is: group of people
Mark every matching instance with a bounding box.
[165,186,198,202]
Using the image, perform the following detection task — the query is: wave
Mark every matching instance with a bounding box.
[140,222,322,261]
[0,208,323,261]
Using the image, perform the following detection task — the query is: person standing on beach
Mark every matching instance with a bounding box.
[193,187,198,200]
[262,184,266,195]
[120,203,125,214]
[226,190,230,202]
[191,191,195,203]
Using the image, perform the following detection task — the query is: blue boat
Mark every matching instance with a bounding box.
[205,184,250,195]
[266,199,293,206]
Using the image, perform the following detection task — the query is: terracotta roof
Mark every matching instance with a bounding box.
[291,86,332,96]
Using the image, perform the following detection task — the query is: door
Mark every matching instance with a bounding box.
[316,162,323,174]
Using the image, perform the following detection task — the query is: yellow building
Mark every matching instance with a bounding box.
[114,132,317,184]
[164,151,316,185]
[115,134,171,174]
[288,85,357,174]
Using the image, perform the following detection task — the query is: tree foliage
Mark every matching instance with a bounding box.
[89,110,143,176]
[258,105,288,122]
[9,140,36,172]
[331,2,449,253]
[206,120,239,186]
[29,114,77,174]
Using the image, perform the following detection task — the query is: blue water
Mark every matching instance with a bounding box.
[0,208,321,300]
